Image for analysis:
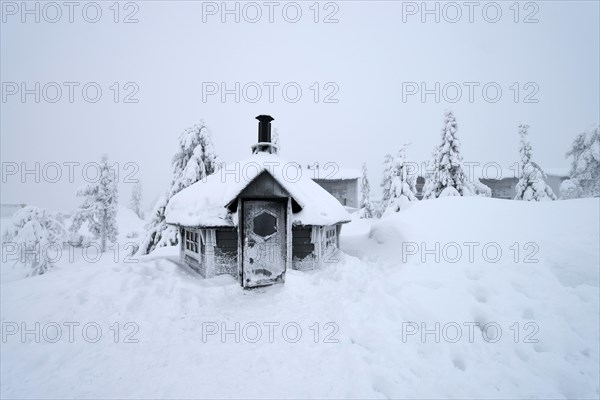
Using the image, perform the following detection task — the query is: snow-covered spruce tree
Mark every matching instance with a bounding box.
[3,206,68,276]
[514,124,557,201]
[423,110,469,199]
[358,163,375,218]
[559,179,583,200]
[138,193,170,254]
[420,156,436,199]
[3,206,66,245]
[471,178,492,197]
[139,122,219,255]
[560,125,600,199]
[379,153,395,215]
[169,122,218,197]
[386,143,418,213]
[129,182,144,219]
[14,220,53,276]
[70,154,119,252]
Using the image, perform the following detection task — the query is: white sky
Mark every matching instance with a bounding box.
[1,1,599,212]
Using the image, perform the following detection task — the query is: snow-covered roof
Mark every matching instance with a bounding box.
[310,167,361,181]
[411,163,569,181]
[543,167,570,178]
[165,153,351,228]
[468,165,570,181]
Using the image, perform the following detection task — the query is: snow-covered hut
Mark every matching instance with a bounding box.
[165,115,351,288]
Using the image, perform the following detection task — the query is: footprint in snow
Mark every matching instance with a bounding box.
[468,285,488,304]
[452,356,466,371]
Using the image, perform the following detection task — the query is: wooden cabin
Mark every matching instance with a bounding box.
[165,115,351,288]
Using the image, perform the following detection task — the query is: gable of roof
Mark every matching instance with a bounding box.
[165,153,351,228]
[225,170,303,213]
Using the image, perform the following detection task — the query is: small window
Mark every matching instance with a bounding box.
[185,229,198,253]
[324,226,337,248]
[253,211,278,238]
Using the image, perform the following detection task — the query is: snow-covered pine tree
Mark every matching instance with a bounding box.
[423,110,469,199]
[70,154,119,252]
[138,193,171,254]
[514,124,557,201]
[169,122,218,197]
[3,205,66,245]
[358,163,375,218]
[14,220,53,276]
[386,143,418,213]
[139,122,219,255]
[471,178,492,197]
[3,206,67,276]
[421,156,437,199]
[379,153,394,214]
[560,125,600,198]
[559,179,583,200]
[129,182,144,219]
[272,128,280,154]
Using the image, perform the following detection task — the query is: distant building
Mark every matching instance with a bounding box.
[479,166,569,199]
[415,176,426,200]
[308,166,360,208]
[414,166,570,200]
[479,177,518,199]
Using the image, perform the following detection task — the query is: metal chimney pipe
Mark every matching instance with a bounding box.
[256,115,274,143]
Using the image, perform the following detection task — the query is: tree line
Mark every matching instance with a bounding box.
[357,111,599,218]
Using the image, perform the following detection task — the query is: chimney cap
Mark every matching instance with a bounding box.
[256,115,274,123]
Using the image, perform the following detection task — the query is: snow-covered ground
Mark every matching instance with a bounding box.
[1,198,598,399]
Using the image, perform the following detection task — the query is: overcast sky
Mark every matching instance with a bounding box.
[1,1,599,212]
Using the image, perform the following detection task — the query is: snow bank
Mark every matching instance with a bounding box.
[367,197,599,287]
[116,207,146,241]
[66,206,145,243]
[1,197,598,398]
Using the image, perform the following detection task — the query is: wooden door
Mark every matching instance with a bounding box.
[242,200,286,287]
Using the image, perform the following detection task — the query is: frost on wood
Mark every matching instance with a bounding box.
[242,201,286,287]
[514,124,557,201]
[423,110,470,199]
[293,255,318,271]
[70,154,119,252]
[561,125,600,199]
[140,122,219,255]
[213,248,238,277]
[358,163,375,218]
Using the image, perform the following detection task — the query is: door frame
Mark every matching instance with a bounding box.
[240,197,289,288]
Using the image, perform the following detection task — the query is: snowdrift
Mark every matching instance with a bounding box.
[1,197,598,399]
